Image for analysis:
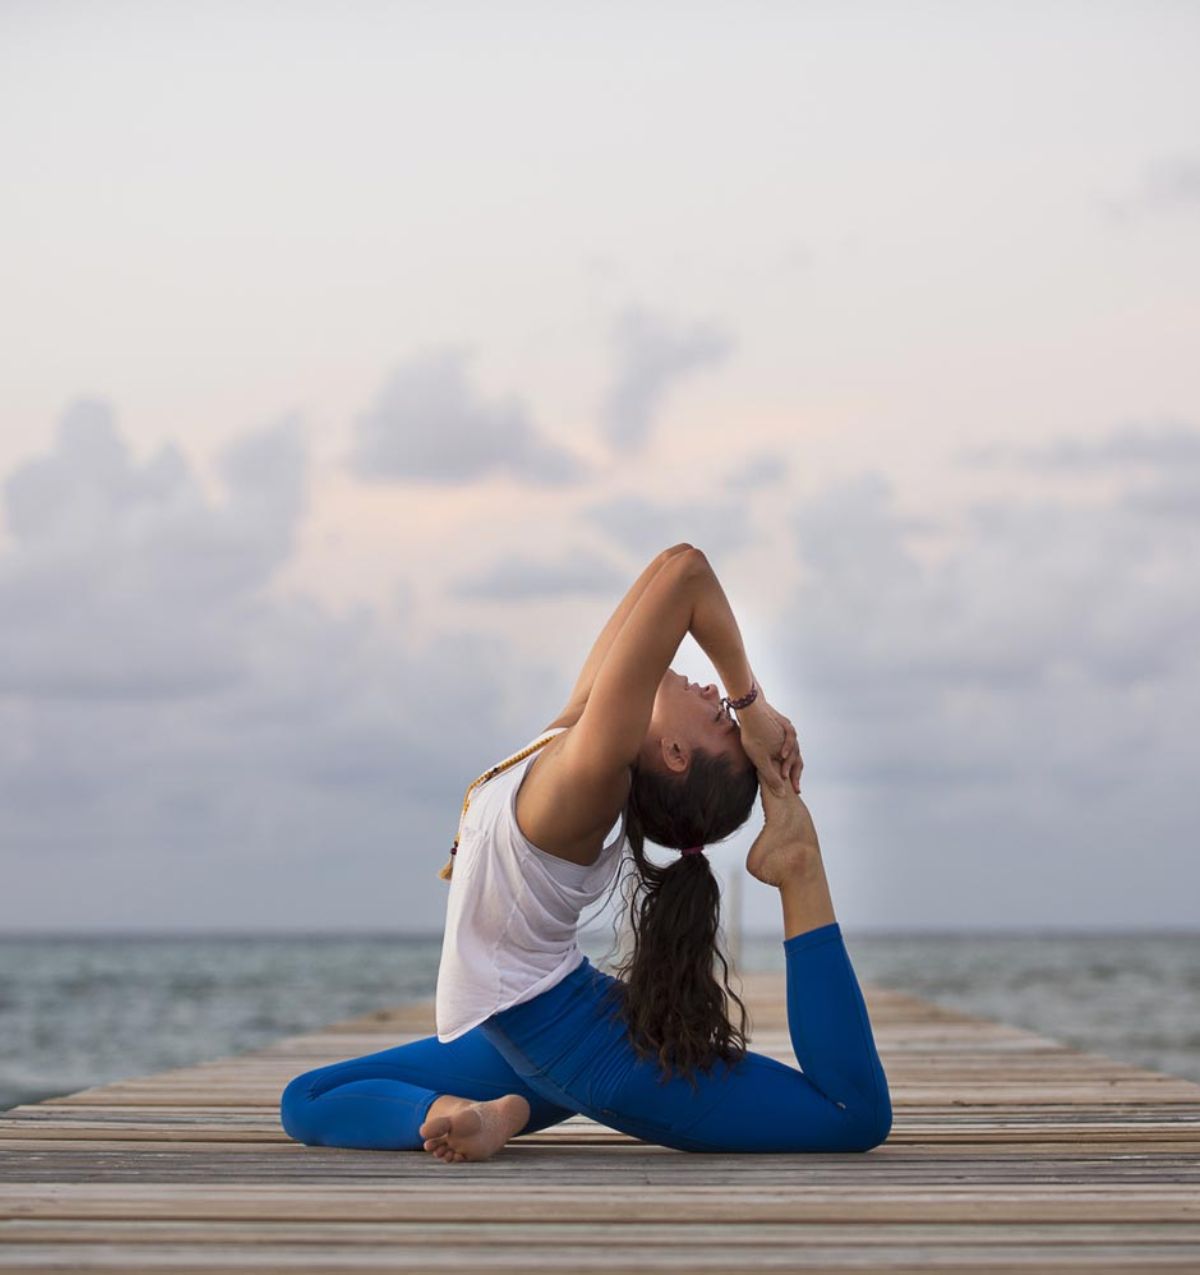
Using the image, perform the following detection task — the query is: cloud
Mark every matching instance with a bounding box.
[956,421,1200,474]
[0,399,567,930]
[953,421,1200,525]
[601,305,734,451]
[1102,153,1200,222]
[347,347,586,486]
[723,450,791,494]
[449,547,630,601]
[1,399,306,698]
[763,457,1200,927]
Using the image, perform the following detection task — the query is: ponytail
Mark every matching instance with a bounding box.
[613,750,758,1085]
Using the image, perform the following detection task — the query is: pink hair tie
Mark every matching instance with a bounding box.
[681,845,705,856]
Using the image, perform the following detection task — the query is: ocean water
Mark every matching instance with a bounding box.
[1,930,1197,1113]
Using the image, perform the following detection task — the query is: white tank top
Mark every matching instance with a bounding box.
[435,727,628,1043]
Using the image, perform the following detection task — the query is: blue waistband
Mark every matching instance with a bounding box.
[486,954,621,1043]
[493,954,594,1020]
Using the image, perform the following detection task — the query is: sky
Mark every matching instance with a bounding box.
[1,0,1198,934]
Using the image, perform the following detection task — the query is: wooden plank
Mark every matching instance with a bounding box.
[4,1182,1200,1223]
[0,1241,1198,1272]
[7,1218,1200,1245]
[0,1227,1199,1273]
[5,1112,1200,1150]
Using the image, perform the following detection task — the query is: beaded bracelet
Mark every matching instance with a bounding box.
[720,678,759,718]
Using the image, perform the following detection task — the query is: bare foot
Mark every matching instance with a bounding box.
[746,786,821,887]
[418,1093,530,1164]
[746,832,819,888]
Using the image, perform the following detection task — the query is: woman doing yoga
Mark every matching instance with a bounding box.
[279,544,892,1158]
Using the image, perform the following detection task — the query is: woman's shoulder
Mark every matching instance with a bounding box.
[513,724,630,868]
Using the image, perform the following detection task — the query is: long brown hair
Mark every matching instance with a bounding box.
[612,747,759,1086]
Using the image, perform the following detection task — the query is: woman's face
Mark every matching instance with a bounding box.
[643,668,749,775]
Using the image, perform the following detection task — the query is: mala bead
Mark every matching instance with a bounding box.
[438,732,559,882]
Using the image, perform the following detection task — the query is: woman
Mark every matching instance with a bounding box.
[279,544,892,1159]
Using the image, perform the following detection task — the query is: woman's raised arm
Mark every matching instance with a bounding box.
[561,543,694,712]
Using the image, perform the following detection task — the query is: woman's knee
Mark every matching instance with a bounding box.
[279,1070,320,1143]
[845,1093,892,1152]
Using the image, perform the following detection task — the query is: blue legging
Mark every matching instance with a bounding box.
[279,921,891,1154]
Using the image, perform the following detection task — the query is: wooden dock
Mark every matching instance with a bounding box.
[2,970,1198,1272]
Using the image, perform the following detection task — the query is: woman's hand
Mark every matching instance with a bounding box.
[736,697,803,797]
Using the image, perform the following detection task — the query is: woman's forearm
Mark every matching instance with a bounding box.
[686,552,757,701]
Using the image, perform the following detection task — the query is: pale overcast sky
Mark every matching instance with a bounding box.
[2,1,1198,933]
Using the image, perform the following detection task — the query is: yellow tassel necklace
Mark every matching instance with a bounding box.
[438,731,561,881]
